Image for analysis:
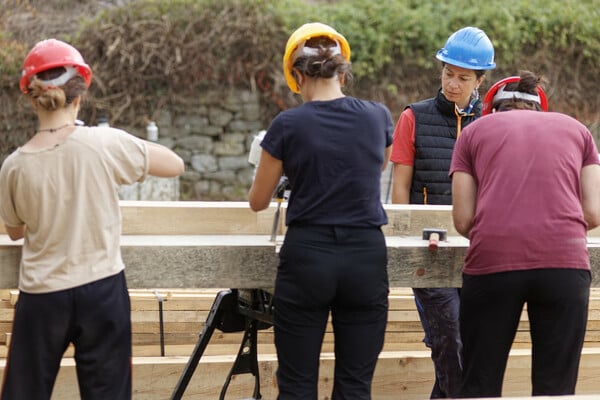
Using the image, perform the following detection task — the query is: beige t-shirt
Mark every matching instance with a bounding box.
[0,126,149,293]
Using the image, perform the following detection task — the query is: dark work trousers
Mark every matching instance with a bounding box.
[460,268,591,398]
[412,287,462,399]
[1,271,132,400]
[273,225,389,400]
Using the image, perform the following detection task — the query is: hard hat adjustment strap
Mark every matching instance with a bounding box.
[37,66,78,89]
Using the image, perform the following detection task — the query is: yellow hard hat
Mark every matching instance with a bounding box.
[283,22,351,93]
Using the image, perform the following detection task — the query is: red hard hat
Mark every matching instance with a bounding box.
[20,39,92,94]
[482,76,548,115]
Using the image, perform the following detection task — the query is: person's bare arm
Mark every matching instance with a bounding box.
[146,142,185,177]
[391,164,413,204]
[248,150,284,212]
[581,164,600,230]
[451,171,477,238]
[4,225,25,241]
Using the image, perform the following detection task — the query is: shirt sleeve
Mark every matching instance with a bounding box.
[0,156,24,227]
[390,108,416,165]
[260,113,285,161]
[104,128,150,185]
[581,126,600,167]
[381,104,394,147]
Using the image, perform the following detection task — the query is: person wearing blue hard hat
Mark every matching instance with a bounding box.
[390,26,495,399]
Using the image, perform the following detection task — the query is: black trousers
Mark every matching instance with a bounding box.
[1,271,132,400]
[273,225,389,400]
[459,268,591,398]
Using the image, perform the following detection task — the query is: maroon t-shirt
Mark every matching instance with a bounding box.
[450,110,599,275]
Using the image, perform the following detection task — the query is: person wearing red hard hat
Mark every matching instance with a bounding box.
[390,26,495,399]
[451,70,600,397]
[249,22,393,399]
[0,39,184,399]
[19,38,93,94]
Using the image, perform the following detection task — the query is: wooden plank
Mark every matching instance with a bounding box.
[0,348,598,400]
[2,288,600,355]
[119,201,278,235]
[1,201,599,237]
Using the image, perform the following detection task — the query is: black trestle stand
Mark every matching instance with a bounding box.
[170,288,274,400]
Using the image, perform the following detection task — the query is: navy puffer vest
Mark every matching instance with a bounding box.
[408,89,481,205]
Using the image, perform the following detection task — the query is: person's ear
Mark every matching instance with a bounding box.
[476,74,485,89]
[292,69,303,88]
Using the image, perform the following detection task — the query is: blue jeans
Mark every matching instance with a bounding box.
[413,287,462,399]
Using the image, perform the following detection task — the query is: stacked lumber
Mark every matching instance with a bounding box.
[0,203,599,398]
[2,288,600,357]
[1,288,600,400]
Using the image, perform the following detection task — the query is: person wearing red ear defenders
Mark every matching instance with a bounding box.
[451,70,600,397]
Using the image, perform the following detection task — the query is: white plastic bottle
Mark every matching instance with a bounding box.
[146,121,158,142]
[97,117,109,127]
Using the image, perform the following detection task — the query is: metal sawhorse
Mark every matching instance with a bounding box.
[170,288,274,400]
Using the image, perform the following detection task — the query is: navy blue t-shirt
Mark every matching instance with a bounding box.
[261,96,393,227]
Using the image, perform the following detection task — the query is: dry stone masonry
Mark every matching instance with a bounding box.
[121,89,265,201]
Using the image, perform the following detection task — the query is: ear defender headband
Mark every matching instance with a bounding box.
[482,76,548,115]
[493,85,542,104]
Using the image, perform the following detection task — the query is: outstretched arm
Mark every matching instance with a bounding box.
[146,142,185,177]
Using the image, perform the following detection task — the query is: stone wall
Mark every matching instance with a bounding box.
[119,88,394,203]
[138,90,265,201]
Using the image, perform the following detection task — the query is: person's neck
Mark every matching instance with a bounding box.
[301,78,345,102]
[36,110,76,133]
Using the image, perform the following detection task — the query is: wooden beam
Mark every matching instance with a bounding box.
[0,202,598,288]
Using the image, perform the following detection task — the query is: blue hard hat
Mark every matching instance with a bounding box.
[436,27,496,70]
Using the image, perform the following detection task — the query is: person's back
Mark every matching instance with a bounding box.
[249,22,393,399]
[0,38,184,400]
[266,97,390,227]
[1,126,150,292]
[451,71,600,397]
[453,110,593,275]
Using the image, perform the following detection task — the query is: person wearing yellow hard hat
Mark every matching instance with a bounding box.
[0,39,184,399]
[249,22,393,399]
[390,26,496,399]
